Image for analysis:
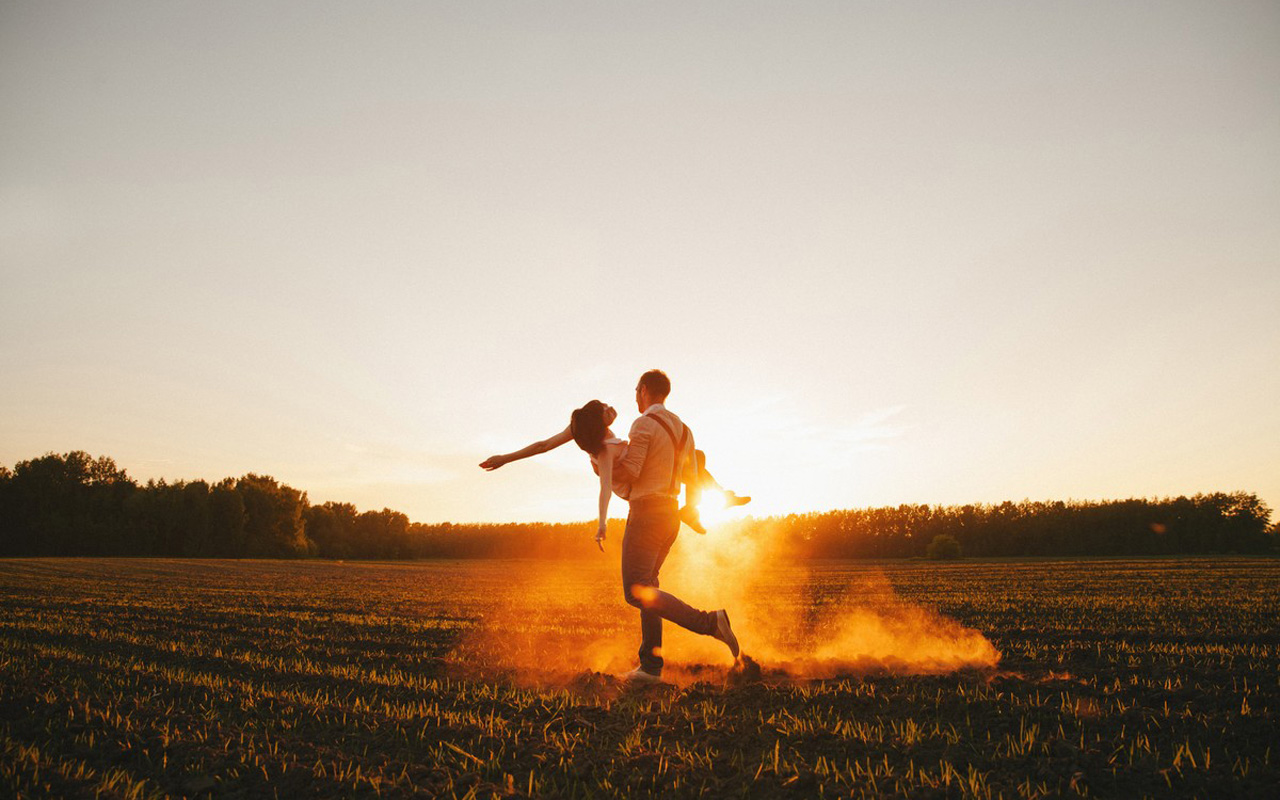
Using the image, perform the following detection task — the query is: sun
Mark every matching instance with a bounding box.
[695,488,740,528]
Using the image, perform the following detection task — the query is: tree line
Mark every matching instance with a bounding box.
[0,451,1275,559]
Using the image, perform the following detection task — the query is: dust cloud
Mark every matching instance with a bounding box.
[450,517,999,686]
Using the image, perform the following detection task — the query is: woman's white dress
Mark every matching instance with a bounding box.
[589,436,631,499]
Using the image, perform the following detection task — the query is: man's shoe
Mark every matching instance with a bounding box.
[714,609,740,658]
[622,666,663,684]
[679,504,707,534]
[725,491,751,507]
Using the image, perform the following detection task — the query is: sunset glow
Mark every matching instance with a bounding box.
[1,2,1276,524]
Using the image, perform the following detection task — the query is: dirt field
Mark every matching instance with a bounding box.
[1,557,1276,798]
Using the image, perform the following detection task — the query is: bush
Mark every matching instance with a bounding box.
[926,534,962,560]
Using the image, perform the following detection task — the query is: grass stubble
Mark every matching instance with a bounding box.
[0,551,1276,798]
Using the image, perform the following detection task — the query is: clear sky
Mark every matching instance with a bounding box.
[2,1,1277,523]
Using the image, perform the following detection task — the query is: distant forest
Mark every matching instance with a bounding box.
[0,451,1275,560]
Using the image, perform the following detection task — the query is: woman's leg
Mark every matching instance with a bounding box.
[689,450,750,508]
[685,450,709,508]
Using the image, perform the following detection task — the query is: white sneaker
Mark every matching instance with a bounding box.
[714,610,740,658]
[622,666,663,684]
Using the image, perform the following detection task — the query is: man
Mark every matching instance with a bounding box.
[613,369,740,683]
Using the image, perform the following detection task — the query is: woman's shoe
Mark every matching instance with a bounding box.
[679,504,707,534]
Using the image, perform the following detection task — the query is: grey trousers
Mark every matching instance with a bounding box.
[621,496,717,674]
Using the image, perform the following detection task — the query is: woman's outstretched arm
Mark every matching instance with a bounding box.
[479,426,573,470]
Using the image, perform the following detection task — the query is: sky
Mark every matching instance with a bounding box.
[2,1,1277,524]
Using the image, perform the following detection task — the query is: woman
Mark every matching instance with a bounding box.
[479,400,748,549]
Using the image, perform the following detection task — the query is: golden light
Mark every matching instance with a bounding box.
[696,488,736,528]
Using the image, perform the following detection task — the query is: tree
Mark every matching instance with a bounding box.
[209,478,246,556]
[236,474,311,557]
[926,533,962,560]
[0,452,135,556]
[306,502,358,559]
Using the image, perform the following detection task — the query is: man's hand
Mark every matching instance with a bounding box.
[595,523,607,552]
[479,455,507,471]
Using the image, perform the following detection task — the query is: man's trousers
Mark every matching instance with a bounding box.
[621,495,717,674]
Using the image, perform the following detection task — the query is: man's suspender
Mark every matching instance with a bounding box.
[647,412,689,495]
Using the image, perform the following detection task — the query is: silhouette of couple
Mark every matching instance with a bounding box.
[480,369,748,682]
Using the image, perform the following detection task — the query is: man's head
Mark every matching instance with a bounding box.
[635,369,671,413]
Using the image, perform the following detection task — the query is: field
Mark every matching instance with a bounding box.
[1,556,1277,798]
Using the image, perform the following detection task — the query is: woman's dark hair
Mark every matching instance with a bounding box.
[570,400,608,455]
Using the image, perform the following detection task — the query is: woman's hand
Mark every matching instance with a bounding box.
[479,426,574,472]
[595,522,607,552]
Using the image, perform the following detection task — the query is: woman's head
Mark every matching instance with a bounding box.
[570,400,616,455]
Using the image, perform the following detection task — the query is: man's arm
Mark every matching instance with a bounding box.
[479,426,572,471]
[615,416,653,483]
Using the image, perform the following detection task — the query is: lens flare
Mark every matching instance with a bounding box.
[630,584,660,606]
